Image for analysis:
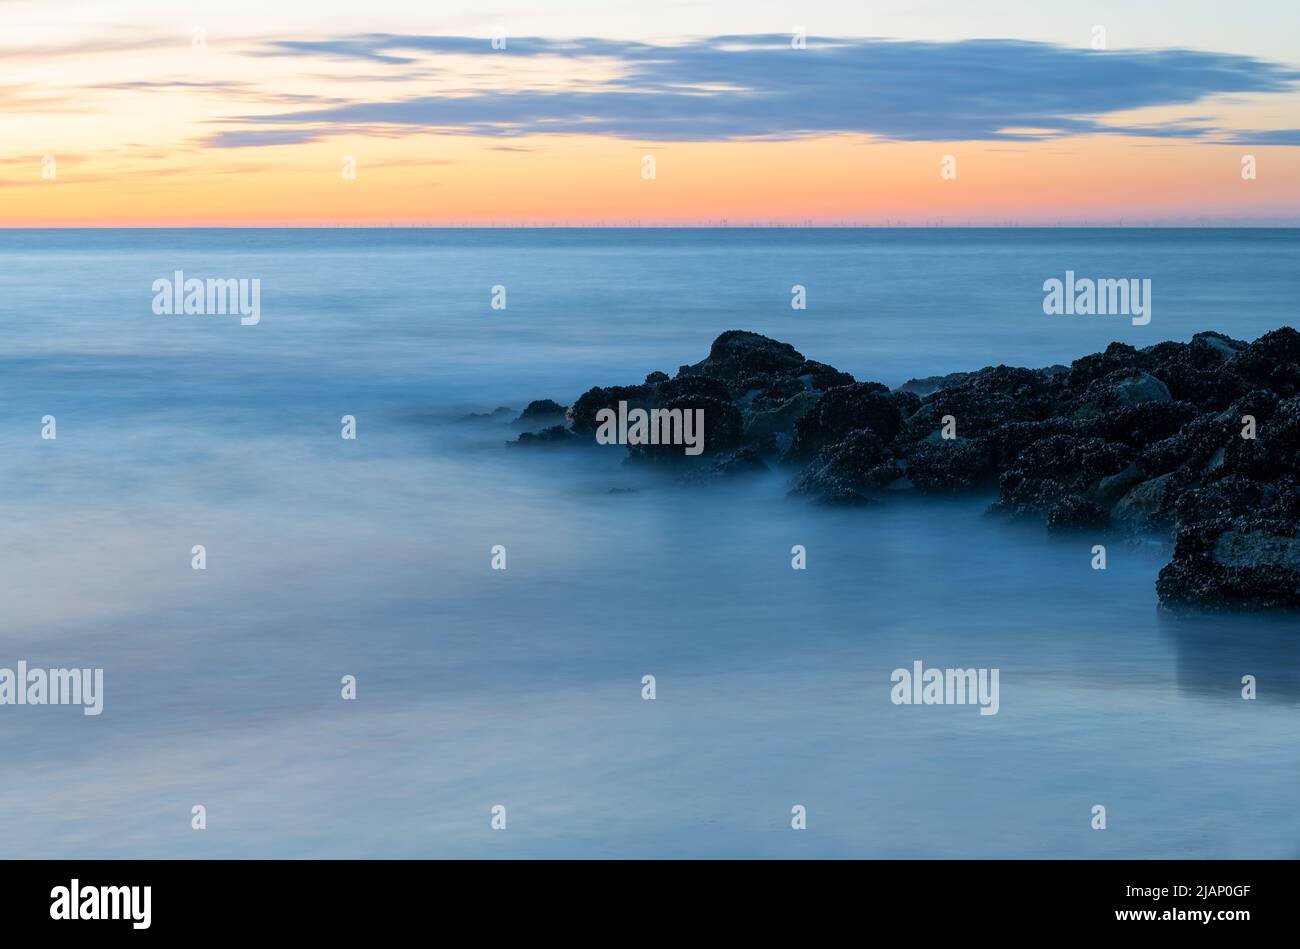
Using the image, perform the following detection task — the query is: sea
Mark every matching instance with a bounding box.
[0,227,1296,857]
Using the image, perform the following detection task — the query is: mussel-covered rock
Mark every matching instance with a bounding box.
[502,327,1300,612]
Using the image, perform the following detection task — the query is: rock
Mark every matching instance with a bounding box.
[513,399,569,430]
[1070,400,1200,450]
[462,406,513,422]
[901,365,1064,445]
[1213,527,1300,569]
[1070,369,1171,419]
[569,384,652,434]
[1173,476,1275,528]
[787,383,901,460]
[1138,414,1235,478]
[906,437,993,492]
[704,447,771,478]
[1158,516,1300,612]
[992,435,1132,519]
[1109,370,1172,406]
[983,419,1057,469]
[510,425,576,447]
[789,429,898,505]
[676,332,859,434]
[1123,332,1249,411]
[743,390,820,443]
[743,375,805,410]
[625,394,744,465]
[890,389,923,419]
[1190,331,1247,364]
[1221,393,1299,482]
[1155,363,1248,411]
[1225,327,1300,397]
[796,360,856,391]
[896,371,972,398]
[1067,341,1151,390]
[1046,495,1110,532]
[1111,472,1179,530]
[512,327,1300,612]
[1093,463,1145,505]
[679,330,807,387]
[655,374,734,404]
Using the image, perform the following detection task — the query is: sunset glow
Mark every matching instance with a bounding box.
[3,0,1299,225]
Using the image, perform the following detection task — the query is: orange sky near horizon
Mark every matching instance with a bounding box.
[4,134,1296,227]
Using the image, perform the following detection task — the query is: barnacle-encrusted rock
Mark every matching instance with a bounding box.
[507,328,1300,612]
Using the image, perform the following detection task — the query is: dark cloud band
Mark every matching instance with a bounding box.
[208,34,1300,147]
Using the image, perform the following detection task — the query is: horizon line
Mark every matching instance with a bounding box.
[3,222,1299,230]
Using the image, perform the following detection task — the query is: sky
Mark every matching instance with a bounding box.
[2,0,1299,225]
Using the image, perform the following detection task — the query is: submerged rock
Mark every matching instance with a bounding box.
[505,327,1300,612]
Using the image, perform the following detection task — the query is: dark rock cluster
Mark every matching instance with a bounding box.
[511,328,1300,613]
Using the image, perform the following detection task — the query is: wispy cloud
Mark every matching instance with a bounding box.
[207,33,1300,147]
[0,30,182,62]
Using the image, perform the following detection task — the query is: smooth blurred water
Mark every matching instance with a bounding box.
[0,228,1296,858]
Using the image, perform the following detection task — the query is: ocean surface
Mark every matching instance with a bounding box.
[0,228,1296,858]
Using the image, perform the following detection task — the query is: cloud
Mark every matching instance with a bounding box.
[207,34,1300,147]
[206,129,328,147]
[0,30,183,62]
[1232,128,1300,145]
